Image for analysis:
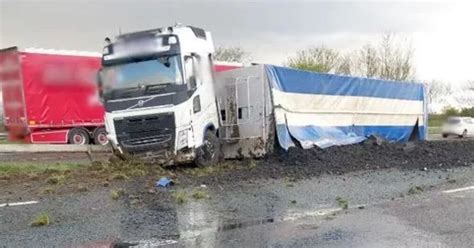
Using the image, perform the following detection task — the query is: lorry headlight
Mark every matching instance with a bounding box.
[177,130,188,149]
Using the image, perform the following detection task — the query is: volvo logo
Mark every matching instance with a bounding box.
[137,100,144,107]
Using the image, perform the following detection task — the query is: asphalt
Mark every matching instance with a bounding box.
[1,164,473,247]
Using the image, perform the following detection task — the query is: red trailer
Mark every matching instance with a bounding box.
[0,47,107,145]
[0,46,241,145]
[213,61,242,72]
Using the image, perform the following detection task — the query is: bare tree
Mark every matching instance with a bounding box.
[455,80,474,107]
[465,80,474,91]
[356,44,379,78]
[286,46,340,73]
[335,53,354,76]
[426,80,452,104]
[214,46,248,63]
[378,33,415,81]
[285,33,416,81]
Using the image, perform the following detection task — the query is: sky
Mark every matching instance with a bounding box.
[1,0,473,85]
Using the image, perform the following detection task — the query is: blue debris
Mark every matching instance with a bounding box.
[156,177,174,187]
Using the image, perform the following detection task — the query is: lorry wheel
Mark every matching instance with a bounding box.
[442,134,448,138]
[68,128,90,145]
[195,130,221,167]
[93,127,109,145]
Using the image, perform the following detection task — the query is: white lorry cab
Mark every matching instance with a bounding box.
[99,25,221,166]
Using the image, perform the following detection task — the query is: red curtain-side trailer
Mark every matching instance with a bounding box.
[0,47,107,144]
[0,47,241,145]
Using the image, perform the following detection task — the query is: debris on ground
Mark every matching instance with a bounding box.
[408,186,424,195]
[176,140,473,186]
[336,197,349,209]
[30,213,50,227]
[110,189,125,200]
[156,177,174,187]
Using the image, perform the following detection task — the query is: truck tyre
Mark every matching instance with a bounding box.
[68,128,90,145]
[195,130,221,167]
[442,134,448,138]
[93,127,109,145]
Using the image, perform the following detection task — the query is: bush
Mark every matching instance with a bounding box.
[460,107,474,117]
[442,106,459,116]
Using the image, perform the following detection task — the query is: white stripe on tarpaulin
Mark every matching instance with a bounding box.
[275,109,423,127]
[272,89,424,116]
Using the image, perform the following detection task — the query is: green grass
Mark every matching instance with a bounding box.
[0,140,23,144]
[408,186,424,195]
[428,126,442,134]
[428,114,445,127]
[336,196,349,210]
[30,213,50,227]
[0,163,81,176]
[173,191,188,204]
[110,189,124,200]
[191,190,209,200]
[46,175,66,185]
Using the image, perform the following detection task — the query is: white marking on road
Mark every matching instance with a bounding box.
[0,200,39,208]
[282,207,341,221]
[443,186,474,194]
[282,204,368,222]
[130,238,178,246]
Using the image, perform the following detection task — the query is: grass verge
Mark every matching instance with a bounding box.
[173,191,188,204]
[0,163,81,176]
[192,190,209,200]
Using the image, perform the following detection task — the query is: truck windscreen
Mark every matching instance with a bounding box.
[101,55,184,94]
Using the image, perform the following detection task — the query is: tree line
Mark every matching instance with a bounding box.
[214,33,415,81]
[213,35,472,114]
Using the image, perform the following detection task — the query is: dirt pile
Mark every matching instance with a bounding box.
[189,140,474,185]
[270,139,473,170]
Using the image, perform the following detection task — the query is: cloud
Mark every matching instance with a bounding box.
[1,0,472,82]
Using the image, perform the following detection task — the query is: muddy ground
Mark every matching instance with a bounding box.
[176,139,474,186]
[1,140,472,200]
[1,140,473,247]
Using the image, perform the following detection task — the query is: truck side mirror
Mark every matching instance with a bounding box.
[185,55,198,91]
[97,69,104,102]
[188,75,197,90]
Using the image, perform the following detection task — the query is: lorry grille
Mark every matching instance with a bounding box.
[114,113,175,153]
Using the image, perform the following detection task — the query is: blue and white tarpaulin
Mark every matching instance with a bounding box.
[265,65,427,150]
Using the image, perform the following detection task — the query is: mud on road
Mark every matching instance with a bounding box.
[1,140,473,190]
[179,140,474,186]
[1,140,473,247]
[0,140,472,202]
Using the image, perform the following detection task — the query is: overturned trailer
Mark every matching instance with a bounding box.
[215,65,427,158]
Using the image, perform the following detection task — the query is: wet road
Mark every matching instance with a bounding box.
[199,183,474,248]
[1,164,473,247]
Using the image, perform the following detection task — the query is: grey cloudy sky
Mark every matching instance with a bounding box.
[1,0,473,83]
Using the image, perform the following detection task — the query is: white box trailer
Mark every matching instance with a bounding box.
[215,65,427,158]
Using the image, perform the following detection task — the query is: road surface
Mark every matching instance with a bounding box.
[1,163,473,247]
